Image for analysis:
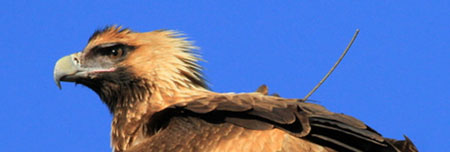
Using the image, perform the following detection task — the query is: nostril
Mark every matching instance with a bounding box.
[72,56,80,65]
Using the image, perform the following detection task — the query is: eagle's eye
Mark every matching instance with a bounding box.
[91,43,135,60]
[96,45,125,59]
[109,48,123,58]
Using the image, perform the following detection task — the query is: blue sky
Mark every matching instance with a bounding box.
[1,1,449,151]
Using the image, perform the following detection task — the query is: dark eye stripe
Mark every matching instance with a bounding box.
[97,46,121,56]
[91,43,136,58]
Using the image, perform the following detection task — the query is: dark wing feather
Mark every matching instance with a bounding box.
[149,93,414,152]
[385,136,419,152]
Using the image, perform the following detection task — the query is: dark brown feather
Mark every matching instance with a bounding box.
[385,136,419,152]
[139,93,413,152]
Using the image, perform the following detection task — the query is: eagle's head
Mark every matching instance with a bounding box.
[53,26,208,112]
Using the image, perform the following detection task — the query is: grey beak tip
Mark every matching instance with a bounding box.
[54,77,62,89]
[57,83,62,90]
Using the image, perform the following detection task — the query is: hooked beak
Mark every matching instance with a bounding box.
[54,53,117,89]
[53,53,85,89]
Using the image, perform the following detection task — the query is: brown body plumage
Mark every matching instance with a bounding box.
[53,26,417,152]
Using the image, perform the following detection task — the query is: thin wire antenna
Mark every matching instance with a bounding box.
[303,29,360,101]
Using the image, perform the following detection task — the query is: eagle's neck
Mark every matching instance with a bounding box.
[97,79,209,113]
[104,78,210,151]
